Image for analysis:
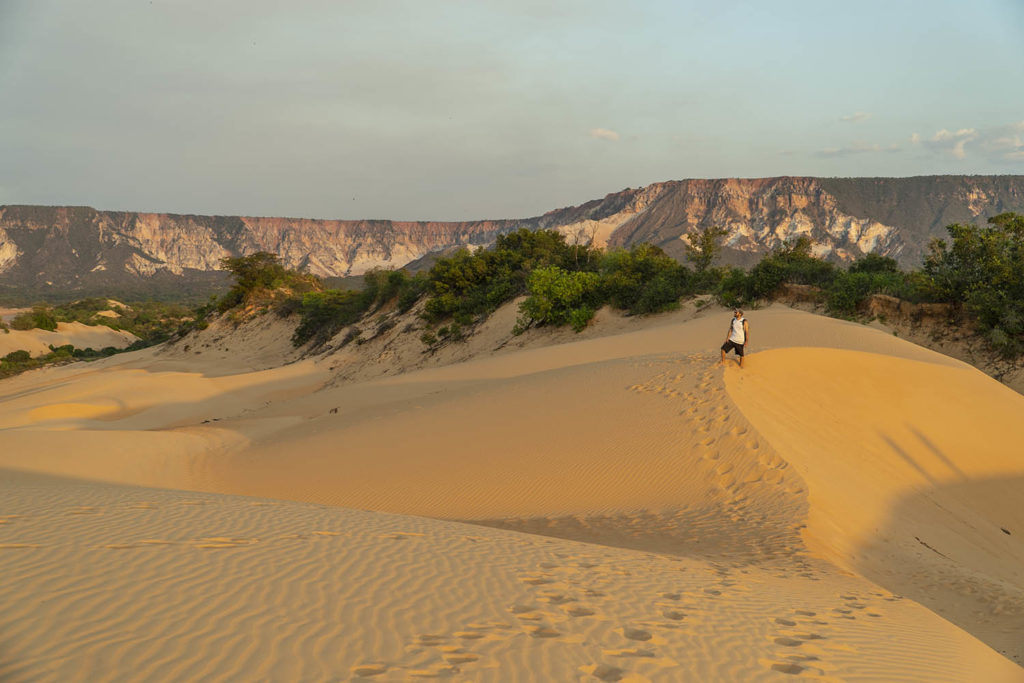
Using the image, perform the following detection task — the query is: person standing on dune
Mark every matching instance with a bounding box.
[720,309,748,368]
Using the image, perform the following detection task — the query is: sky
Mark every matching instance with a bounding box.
[1,0,1023,220]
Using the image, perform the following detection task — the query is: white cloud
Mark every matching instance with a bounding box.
[978,121,1024,162]
[818,141,899,157]
[840,112,871,123]
[589,127,620,141]
[911,122,1024,162]
[910,128,978,159]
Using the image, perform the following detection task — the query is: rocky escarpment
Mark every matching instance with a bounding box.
[2,175,1022,301]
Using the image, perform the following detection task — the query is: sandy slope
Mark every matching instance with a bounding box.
[1,304,1023,680]
[0,321,138,358]
[725,347,1024,663]
[3,469,1020,683]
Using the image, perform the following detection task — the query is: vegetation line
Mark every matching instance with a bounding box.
[3,212,1022,380]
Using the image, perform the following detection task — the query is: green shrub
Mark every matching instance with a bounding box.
[715,268,751,307]
[826,271,874,315]
[518,265,601,331]
[422,229,599,327]
[849,253,899,274]
[292,290,370,346]
[747,237,838,299]
[924,213,1024,356]
[10,306,58,331]
[600,244,690,314]
[2,349,31,363]
[217,252,321,313]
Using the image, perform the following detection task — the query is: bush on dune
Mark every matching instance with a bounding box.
[517,265,602,332]
[747,236,838,300]
[217,252,321,314]
[600,244,691,315]
[924,213,1024,356]
[291,289,369,346]
[422,229,599,326]
[10,305,58,332]
[288,268,425,347]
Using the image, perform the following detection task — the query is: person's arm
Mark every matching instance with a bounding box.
[743,320,749,346]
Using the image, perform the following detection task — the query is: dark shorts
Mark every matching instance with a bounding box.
[721,340,745,356]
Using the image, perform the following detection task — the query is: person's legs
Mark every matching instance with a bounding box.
[720,348,727,365]
[738,353,744,368]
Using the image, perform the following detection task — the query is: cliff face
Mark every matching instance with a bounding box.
[2,175,1022,300]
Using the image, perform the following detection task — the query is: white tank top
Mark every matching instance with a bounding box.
[729,317,746,343]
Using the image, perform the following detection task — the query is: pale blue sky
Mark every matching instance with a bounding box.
[2,0,1022,220]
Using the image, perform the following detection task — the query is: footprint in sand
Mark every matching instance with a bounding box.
[621,627,652,641]
[773,637,804,647]
[530,626,561,638]
[539,591,575,605]
[415,634,448,647]
[454,631,487,640]
[441,651,479,665]
[351,663,387,677]
[565,605,596,617]
[770,662,805,675]
[580,663,626,681]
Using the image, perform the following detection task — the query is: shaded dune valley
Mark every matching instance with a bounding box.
[1,307,1023,681]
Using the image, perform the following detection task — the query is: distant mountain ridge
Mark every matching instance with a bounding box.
[2,175,1023,301]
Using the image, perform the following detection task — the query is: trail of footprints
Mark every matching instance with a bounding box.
[629,355,804,499]
[348,552,777,681]
[759,590,898,677]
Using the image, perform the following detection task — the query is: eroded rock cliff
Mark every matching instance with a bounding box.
[2,175,1022,300]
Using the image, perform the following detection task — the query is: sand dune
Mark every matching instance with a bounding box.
[726,347,1024,662]
[1,304,1022,680]
[3,469,1020,682]
[0,321,138,358]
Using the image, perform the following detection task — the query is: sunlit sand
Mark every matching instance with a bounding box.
[1,304,1022,681]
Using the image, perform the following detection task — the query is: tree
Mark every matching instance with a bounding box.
[683,226,729,273]
[219,252,289,292]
